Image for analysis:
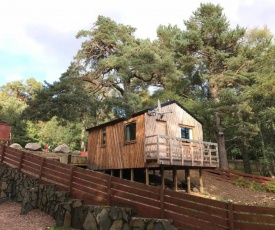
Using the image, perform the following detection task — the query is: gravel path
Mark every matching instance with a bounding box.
[0,201,56,230]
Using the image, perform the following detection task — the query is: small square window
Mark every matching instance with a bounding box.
[180,126,192,139]
[125,122,136,142]
[101,127,106,146]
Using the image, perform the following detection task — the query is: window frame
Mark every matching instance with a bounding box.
[179,125,193,141]
[125,121,137,144]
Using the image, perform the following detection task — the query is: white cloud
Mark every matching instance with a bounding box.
[0,0,275,86]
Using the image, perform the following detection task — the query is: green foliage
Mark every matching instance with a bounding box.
[1,4,275,173]
[39,117,82,151]
[235,177,266,192]
[265,181,275,193]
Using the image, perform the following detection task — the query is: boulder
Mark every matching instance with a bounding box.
[54,144,70,154]
[72,150,81,155]
[9,143,23,150]
[25,143,41,151]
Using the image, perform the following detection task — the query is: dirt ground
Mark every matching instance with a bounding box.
[164,170,275,207]
[0,169,274,230]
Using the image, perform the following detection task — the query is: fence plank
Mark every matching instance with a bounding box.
[165,210,227,230]
[233,221,275,230]
[164,195,227,218]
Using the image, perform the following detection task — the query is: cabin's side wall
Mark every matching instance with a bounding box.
[145,103,203,140]
[87,114,145,170]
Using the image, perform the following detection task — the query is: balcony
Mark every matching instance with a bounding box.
[144,135,219,167]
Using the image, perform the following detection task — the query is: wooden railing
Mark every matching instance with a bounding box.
[145,135,219,167]
[1,144,275,230]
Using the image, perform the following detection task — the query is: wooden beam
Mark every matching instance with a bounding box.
[145,168,149,185]
[199,169,204,193]
[185,168,188,182]
[130,168,134,181]
[110,170,114,176]
[186,168,191,194]
[119,169,123,179]
[173,166,178,191]
[160,165,165,189]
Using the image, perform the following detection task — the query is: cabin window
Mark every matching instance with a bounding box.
[125,122,136,143]
[180,126,193,140]
[101,127,106,146]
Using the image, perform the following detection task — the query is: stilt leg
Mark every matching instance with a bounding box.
[199,169,204,193]
[119,169,123,179]
[173,166,178,191]
[160,165,165,189]
[187,169,191,194]
[131,168,134,181]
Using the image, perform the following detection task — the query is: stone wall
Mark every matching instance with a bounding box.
[0,163,177,230]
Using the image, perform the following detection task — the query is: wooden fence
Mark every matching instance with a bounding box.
[1,144,275,230]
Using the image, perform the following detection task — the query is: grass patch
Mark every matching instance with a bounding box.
[235,177,270,192]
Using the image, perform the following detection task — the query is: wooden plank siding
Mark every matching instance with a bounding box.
[144,103,203,141]
[87,115,146,170]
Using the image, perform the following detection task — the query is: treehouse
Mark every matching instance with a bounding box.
[86,100,219,191]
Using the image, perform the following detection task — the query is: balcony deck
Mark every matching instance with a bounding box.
[145,135,219,167]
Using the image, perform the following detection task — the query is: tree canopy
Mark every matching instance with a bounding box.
[2,3,275,175]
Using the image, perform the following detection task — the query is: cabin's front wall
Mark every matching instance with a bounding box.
[145,103,203,140]
[87,114,145,170]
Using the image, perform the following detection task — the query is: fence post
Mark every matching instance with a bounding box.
[227,202,234,230]
[38,158,45,183]
[159,186,164,219]
[0,145,6,163]
[18,151,24,172]
[107,175,112,206]
[68,166,75,193]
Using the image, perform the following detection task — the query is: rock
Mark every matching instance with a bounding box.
[73,150,81,155]
[54,144,70,154]
[9,143,23,150]
[83,211,97,230]
[25,143,41,151]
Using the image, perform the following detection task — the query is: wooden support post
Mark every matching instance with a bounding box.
[159,186,164,219]
[160,165,165,189]
[68,166,75,193]
[119,169,123,179]
[199,169,204,193]
[145,167,149,185]
[0,145,6,163]
[130,168,134,181]
[18,151,24,172]
[185,168,188,183]
[228,202,234,230]
[110,170,114,176]
[38,158,45,183]
[107,176,112,206]
[186,168,191,194]
[173,166,178,191]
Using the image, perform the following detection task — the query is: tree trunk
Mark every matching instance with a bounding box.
[215,112,229,170]
[242,143,252,174]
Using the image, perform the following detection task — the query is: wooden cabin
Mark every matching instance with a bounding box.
[86,100,219,171]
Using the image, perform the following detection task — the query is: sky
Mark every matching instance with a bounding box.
[1,0,275,86]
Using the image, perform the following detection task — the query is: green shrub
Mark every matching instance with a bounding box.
[235,177,265,192]
[265,181,275,193]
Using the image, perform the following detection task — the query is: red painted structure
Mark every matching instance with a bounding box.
[0,122,11,141]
